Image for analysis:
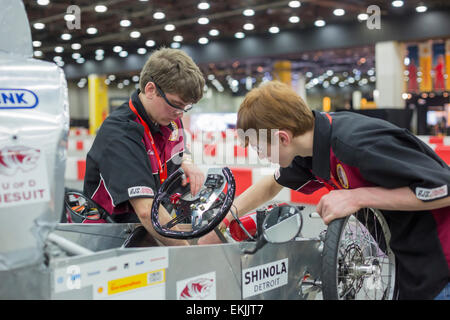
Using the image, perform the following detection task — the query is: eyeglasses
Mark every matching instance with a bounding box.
[151,79,193,113]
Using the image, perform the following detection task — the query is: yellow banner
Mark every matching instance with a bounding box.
[322,96,331,112]
[88,74,109,135]
[273,60,292,86]
[446,39,450,91]
[419,41,432,92]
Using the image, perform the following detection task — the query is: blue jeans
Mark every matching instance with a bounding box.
[434,282,450,300]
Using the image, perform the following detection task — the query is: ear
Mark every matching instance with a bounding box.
[144,82,157,99]
[274,130,292,146]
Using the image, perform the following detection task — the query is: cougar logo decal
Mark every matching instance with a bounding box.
[0,146,40,176]
[179,278,214,300]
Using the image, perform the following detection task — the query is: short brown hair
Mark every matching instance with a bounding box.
[140,47,205,103]
[237,80,314,146]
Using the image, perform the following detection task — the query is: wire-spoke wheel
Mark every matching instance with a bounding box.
[321,208,396,300]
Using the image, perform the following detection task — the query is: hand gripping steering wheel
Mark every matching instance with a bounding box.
[151,167,235,239]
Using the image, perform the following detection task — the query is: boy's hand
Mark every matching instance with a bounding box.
[316,189,361,225]
[181,160,204,196]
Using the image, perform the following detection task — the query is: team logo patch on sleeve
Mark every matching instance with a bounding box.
[336,164,349,189]
[128,186,155,198]
[169,121,179,141]
[415,185,448,200]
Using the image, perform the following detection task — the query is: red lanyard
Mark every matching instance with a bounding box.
[128,99,167,183]
[322,112,342,190]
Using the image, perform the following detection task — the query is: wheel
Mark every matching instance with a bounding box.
[321,208,396,300]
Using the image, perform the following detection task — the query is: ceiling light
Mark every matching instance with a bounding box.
[33,22,45,30]
[108,75,116,81]
[123,79,130,86]
[72,53,81,59]
[170,42,181,49]
[173,35,183,42]
[76,58,85,64]
[146,40,156,47]
[37,0,50,5]
[164,24,176,31]
[95,55,104,61]
[61,33,72,41]
[288,1,301,8]
[95,49,104,55]
[132,75,140,82]
[71,43,81,50]
[357,13,369,20]
[32,41,42,47]
[234,32,245,39]
[289,16,300,23]
[120,19,131,27]
[64,14,76,22]
[119,51,128,58]
[86,27,98,35]
[198,2,210,10]
[209,29,219,36]
[137,48,147,55]
[153,11,165,19]
[392,1,404,8]
[198,37,209,45]
[113,46,122,53]
[56,61,64,67]
[95,5,108,13]
[314,19,326,27]
[243,23,254,30]
[198,17,209,24]
[269,26,280,33]
[54,46,64,53]
[243,9,255,16]
[130,31,141,38]
[34,51,43,57]
[416,5,427,13]
[333,9,345,16]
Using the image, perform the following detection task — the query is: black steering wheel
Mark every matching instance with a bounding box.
[151,167,235,239]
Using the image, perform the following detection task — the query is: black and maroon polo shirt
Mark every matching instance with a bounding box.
[275,110,450,299]
[83,89,186,221]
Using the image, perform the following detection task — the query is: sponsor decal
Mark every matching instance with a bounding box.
[169,121,179,141]
[66,265,81,290]
[177,272,216,300]
[336,163,349,189]
[107,269,165,296]
[416,185,448,200]
[242,258,288,298]
[53,248,169,299]
[128,186,154,198]
[0,89,39,109]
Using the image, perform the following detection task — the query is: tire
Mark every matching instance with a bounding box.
[321,208,396,300]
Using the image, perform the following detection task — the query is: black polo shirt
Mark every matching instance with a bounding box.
[83,90,186,221]
[275,110,450,299]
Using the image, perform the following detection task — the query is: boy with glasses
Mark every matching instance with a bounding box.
[84,48,205,246]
